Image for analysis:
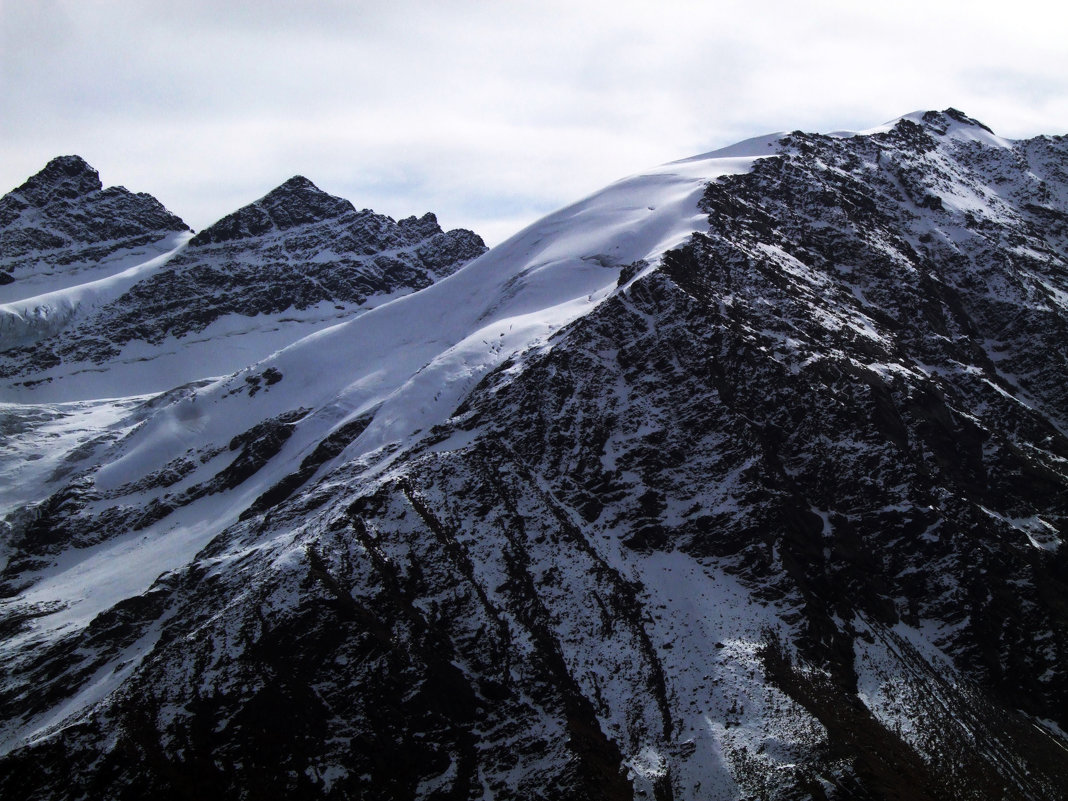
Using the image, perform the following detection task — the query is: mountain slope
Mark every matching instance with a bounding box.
[0,155,189,298]
[0,168,486,399]
[1,110,1067,800]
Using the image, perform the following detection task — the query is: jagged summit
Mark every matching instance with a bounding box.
[924,107,996,133]
[879,107,996,134]
[189,177,472,250]
[0,164,487,397]
[397,211,445,240]
[187,175,479,259]
[190,175,357,244]
[842,107,1006,146]
[276,174,317,191]
[0,155,186,224]
[9,155,103,205]
[0,156,188,291]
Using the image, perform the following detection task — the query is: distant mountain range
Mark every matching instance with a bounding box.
[1,109,1066,800]
[0,157,485,399]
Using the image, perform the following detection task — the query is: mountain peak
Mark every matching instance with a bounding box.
[1,157,187,271]
[15,155,103,204]
[254,175,329,206]
[192,176,356,245]
[40,154,98,179]
[849,109,1001,146]
[921,107,996,135]
[273,174,318,192]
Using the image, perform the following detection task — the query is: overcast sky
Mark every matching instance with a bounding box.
[2,0,1066,246]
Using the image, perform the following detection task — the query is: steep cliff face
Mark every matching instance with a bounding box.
[1,111,1066,801]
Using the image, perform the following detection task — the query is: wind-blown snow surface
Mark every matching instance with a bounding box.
[0,232,192,347]
[108,143,774,474]
[2,111,1068,800]
[2,141,769,643]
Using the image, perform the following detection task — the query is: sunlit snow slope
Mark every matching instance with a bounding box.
[1,138,771,632]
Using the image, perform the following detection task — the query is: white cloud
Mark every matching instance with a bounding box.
[2,0,1066,244]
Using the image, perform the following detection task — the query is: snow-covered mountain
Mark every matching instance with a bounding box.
[0,155,189,300]
[1,109,1067,800]
[0,163,485,400]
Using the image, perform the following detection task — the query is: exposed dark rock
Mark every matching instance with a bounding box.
[2,113,1067,800]
[0,173,486,385]
[0,155,188,275]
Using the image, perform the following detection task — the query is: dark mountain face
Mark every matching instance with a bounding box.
[1,111,1067,800]
[0,155,189,286]
[3,155,104,206]
[0,167,486,396]
[189,175,360,243]
[438,110,1068,795]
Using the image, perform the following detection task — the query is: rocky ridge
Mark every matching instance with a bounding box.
[0,110,1066,800]
[0,155,189,296]
[0,165,486,397]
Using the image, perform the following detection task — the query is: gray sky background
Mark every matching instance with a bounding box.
[2,0,1066,246]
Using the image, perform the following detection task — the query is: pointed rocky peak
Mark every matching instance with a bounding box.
[257,175,329,209]
[1,157,187,266]
[269,174,318,194]
[841,108,999,153]
[873,108,1003,153]
[5,155,103,210]
[33,155,102,193]
[191,175,356,246]
[258,175,356,226]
